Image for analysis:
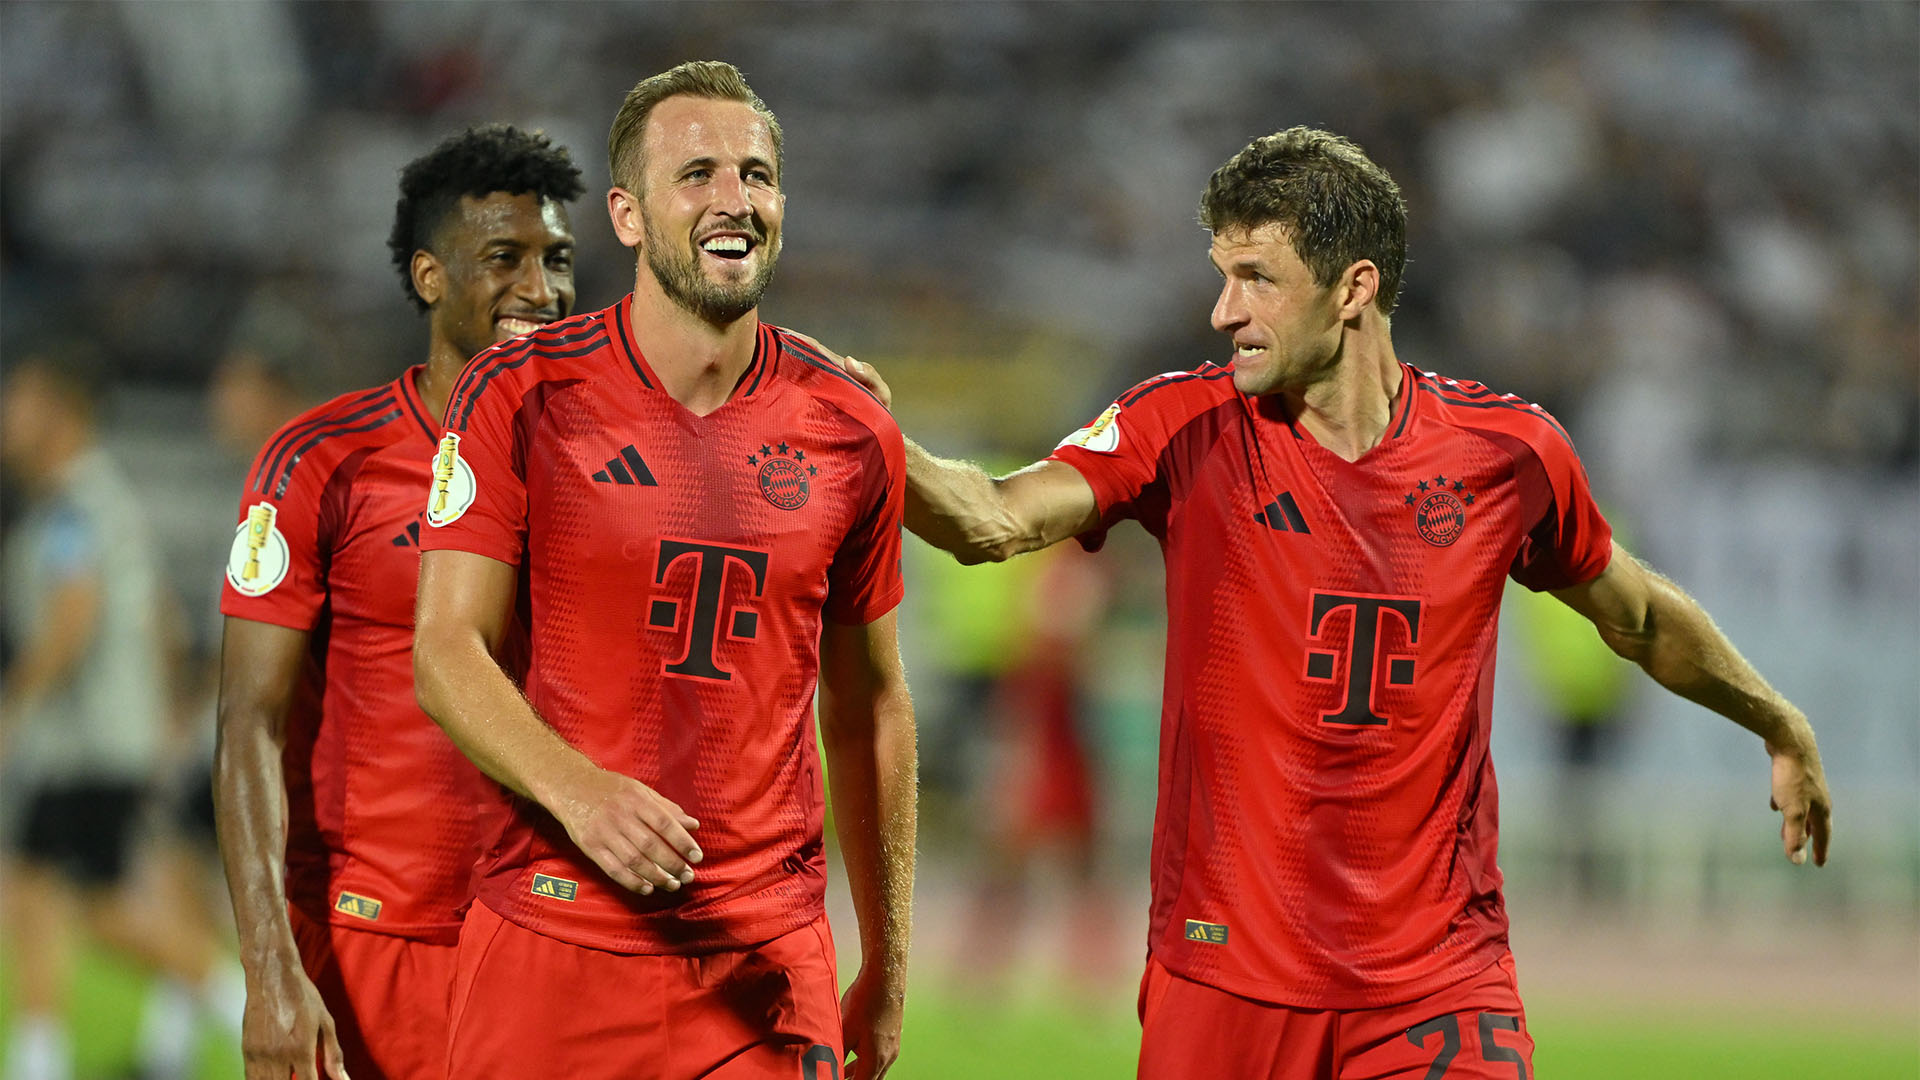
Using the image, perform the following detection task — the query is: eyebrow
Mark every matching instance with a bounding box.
[673,154,777,179]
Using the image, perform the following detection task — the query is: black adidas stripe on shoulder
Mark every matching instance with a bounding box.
[250,386,394,493]
[264,399,403,498]
[1415,379,1574,452]
[451,326,610,432]
[1118,365,1233,408]
[779,332,885,408]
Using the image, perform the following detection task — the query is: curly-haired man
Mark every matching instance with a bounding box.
[214,124,583,1080]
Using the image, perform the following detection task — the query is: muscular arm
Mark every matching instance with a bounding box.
[1553,541,1832,865]
[413,549,701,894]
[818,611,917,1080]
[903,442,1099,565]
[213,617,345,1080]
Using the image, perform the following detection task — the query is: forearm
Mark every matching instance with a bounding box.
[821,681,918,988]
[413,627,597,811]
[903,439,1044,564]
[212,707,302,977]
[1615,573,1815,754]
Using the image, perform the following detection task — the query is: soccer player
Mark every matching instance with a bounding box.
[873,128,1832,1078]
[215,124,583,1080]
[413,61,917,1080]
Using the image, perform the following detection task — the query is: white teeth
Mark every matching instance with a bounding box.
[701,236,749,254]
[1237,345,1265,356]
[499,319,539,336]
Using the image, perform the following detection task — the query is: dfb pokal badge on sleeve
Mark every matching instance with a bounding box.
[426,432,477,527]
[226,502,289,596]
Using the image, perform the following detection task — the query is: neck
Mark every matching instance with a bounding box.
[418,336,469,426]
[1284,318,1402,462]
[629,273,759,416]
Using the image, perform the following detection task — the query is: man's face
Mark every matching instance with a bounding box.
[631,95,785,326]
[428,192,576,360]
[1208,224,1347,397]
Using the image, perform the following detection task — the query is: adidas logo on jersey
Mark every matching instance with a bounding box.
[592,445,658,486]
[1253,491,1311,534]
[1183,919,1229,944]
[389,520,423,547]
[530,873,579,901]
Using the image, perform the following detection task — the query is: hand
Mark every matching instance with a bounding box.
[548,765,702,894]
[840,356,892,411]
[240,960,348,1080]
[838,963,905,1080]
[1768,739,1831,866]
[780,328,892,411]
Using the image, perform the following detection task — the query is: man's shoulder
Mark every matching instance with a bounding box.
[767,325,900,445]
[247,378,415,500]
[1406,367,1577,460]
[446,309,618,425]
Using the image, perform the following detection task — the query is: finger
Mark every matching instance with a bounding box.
[320,1016,351,1080]
[587,836,659,894]
[1780,805,1808,864]
[649,790,701,833]
[616,818,696,888]
[291,1043,318,1080]
[633,801,704,865]
[1809,802,1832,866]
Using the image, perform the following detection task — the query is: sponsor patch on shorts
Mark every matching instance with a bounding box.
[530,873,578,901]
[334,891,382,920]
[1184,918,1229,945]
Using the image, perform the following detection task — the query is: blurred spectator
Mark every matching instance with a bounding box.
[0,345,241,1080]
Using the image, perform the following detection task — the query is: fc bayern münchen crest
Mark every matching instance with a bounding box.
[747,439,816,511]
[1403,473,1475,547]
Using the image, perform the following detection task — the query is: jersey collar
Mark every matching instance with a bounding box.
[610,293,776,406]
[396,364,440,443]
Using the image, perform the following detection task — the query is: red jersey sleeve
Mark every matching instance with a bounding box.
[823,421,906,625]
[1047,368,1236,546]
[220,423,337,630]
[419,353,527,565]
[1507,418,1613,591]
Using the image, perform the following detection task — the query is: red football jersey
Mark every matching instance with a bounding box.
[221,366,489,944]
[1049,363,1612,1009]
[418,296,905,954]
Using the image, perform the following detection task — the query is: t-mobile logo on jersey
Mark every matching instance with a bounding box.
[647,539,770,682]
[1303,591,1423,726]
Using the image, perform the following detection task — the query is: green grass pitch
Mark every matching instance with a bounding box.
[4,945,1913,1078]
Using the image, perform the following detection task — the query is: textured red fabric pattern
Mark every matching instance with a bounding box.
[420,298,905,954]
[221,367,488,944]
[1050,363,1611,1009]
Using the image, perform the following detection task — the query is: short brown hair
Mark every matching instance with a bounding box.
[1199,127,1408,314]
[607,60,783,192]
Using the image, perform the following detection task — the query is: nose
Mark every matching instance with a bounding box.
[1210,280,1245,336]
[515,255,559,312]
[710,168,753,221]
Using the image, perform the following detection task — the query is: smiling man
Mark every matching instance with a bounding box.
[413,63,916,1080]
[215,124,581,1080]
[883,127,1832,1079]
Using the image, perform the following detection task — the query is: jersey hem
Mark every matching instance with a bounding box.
[478,888,826,957]
[1146,934,1510,1012]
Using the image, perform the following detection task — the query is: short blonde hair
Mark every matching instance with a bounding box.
[607,60,783,191]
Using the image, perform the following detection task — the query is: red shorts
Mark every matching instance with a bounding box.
[446,901,844,1080]
[289,902,457,1080]
[1137,951,1534,1080]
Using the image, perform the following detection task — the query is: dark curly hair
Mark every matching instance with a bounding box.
[1199,127,1408,314]
[387,124,586,312]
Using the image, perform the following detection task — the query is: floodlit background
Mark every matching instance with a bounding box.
[2,1,1915,1077]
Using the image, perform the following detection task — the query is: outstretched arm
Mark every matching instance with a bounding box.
[413,549,703,894]
[1552,541,1831,865]
[213,617,347,1080]
[818,611,917,1080]
[903,445,1100,564]
[809,344,1101,565]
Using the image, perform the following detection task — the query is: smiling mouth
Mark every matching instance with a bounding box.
[496,316,550,337]
[699,233,755,261]
[1236,344,1267,359]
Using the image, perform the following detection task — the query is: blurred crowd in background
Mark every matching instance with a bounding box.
[1,0,1915,1067]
